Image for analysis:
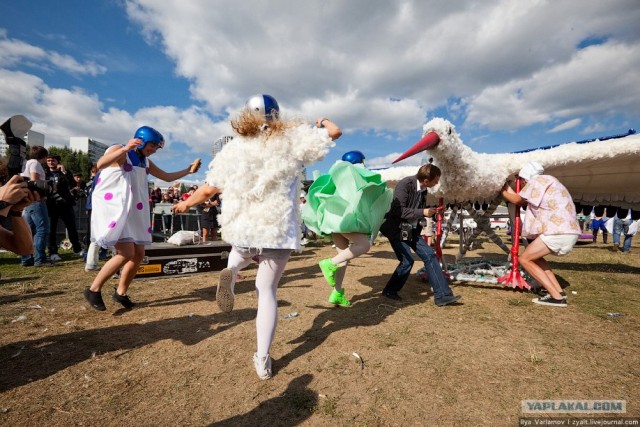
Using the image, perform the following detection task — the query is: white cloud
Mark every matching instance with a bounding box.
[548,119,581,133]
[2,0,640,178]
[125,0,640,134]
[464,41,640,130]
[0,32,106,76]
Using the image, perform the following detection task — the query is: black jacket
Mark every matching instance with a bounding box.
[45,168,76,207]
[379,175,427,240]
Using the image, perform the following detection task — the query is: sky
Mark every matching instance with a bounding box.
[1,0,639,187]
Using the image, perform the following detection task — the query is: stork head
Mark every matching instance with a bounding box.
[392,131,440,164]
[392,118,457,164]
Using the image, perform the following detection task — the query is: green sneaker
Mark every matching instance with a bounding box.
[328,289,351,307]
[319,258,338,287]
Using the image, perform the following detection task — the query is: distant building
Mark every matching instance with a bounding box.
[212,135,233,159]
[69,137,108,164]
[0,133,6,157]
[0,130,45,157]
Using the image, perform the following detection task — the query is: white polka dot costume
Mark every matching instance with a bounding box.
[90,148,152,248]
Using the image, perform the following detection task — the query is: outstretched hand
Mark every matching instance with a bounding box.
[189,158,202,174]
[172,201,190,214]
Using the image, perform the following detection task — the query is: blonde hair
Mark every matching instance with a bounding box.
[231,110,300,139]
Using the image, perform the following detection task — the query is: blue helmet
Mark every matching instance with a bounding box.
[342,150,365,165]
[134,126,165,149]
[246,94,280,121]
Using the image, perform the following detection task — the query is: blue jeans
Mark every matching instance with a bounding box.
[384,229,453,300]
[613,218,633,252]
[21,200,50,265]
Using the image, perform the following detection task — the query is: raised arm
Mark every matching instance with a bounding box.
[97,139,142,170]
[172,184,221,213]
[148,158,201,182]
[315,117,342,141]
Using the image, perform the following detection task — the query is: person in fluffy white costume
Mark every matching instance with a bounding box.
[177,94,342,379]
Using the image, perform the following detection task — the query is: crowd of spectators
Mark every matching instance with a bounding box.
[149,182,220,241]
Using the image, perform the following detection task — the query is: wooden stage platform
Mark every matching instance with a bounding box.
[135,241,232,279]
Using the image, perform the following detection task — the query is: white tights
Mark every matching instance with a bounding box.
[330,232,371,291]
[227,247,291,358]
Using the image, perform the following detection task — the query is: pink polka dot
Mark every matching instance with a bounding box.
[96,178,101,185]
[147,227,152,233]
[123,164,133,172]
[108,221,117,228]
[104,193,113,200]
[136,202,144,210]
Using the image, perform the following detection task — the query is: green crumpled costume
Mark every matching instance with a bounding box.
[302,161,393,237]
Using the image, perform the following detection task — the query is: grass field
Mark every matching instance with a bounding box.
[1,232,639,426]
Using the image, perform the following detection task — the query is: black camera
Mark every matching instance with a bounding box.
[26,178,55,197]
[1,115,31,178]
[400,222,413,240]
[1,115,54,197]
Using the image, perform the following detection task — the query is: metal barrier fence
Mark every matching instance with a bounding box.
[55,198,202,247]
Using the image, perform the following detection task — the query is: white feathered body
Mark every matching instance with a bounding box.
[206,124,334,250]
[379,118,640,209]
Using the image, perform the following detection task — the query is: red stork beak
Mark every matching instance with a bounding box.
[392,131,440,164]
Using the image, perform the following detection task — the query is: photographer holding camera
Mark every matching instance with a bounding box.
[0,169,40,256]
[378,163,461,306]
[19,146,53,267]
[45,155,82,261]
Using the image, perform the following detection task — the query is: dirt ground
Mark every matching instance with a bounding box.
[1,232,639,426]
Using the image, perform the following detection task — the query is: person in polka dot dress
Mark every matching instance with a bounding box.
[83,126,201,311]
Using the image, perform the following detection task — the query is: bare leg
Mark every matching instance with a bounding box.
[519,238,563,299]
[89,242,135,292]
[116,243,145,296]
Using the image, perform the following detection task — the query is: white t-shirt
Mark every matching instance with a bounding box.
[21,159,46,181]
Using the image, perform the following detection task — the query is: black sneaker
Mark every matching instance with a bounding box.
[382,291,402,301]
[536,288,566,299]
[112,291,135,309]
[532,294,567,307]
[435,294,462,307]
[84,288,106,311]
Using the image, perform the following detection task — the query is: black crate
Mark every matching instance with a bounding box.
[135,241,231,279]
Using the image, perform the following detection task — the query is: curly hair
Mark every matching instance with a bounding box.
[231,110,300,139]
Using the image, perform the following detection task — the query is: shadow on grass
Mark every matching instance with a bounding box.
[277,271,436,372]
[0,308,255,393]
[209,374,316,426]
[0,290,65,305]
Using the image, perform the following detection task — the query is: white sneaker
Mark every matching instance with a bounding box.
[253,353,272,380]
[216,268,236,313]
[300,238,309,246]
[50,254,62,262]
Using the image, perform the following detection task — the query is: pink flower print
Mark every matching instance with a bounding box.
[104,193,113,201]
